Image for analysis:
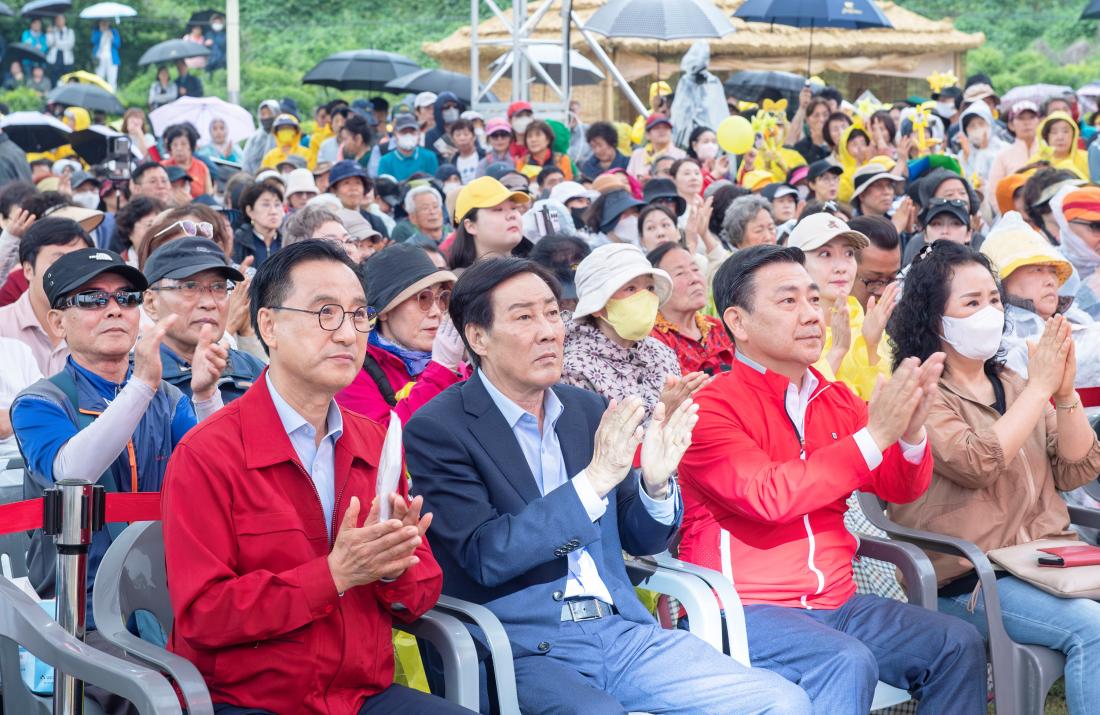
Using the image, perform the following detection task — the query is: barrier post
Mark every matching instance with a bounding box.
[43,480,106,715]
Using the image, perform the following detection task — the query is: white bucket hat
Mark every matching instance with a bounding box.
[572,243,673,319]
[284,168,320,197]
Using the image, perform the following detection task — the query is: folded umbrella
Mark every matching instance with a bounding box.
[303,49,420,92]
[149,95,255,146]
[138,39,210,67]
[0,112,71,152]
[69,124,125,166]
[47,83,124,115]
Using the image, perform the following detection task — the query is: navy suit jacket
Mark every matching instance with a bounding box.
[405,373,682,657]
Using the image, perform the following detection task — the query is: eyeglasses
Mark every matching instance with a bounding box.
[1070,220,1100,233]
[858,275,897,291]
[153,219,214,240]
[415,288,451,313]
[58,289,144,310]
[149,280,234,300]
[312,234,386,249]
[271,304,378,332]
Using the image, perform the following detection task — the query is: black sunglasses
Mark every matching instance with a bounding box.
[58,289,144,310]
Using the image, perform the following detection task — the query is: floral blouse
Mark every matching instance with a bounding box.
[651,312,734,376]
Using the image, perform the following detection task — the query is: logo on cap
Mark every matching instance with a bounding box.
[195,246,213,254]
[90,252,113,261]
[827,219,843,231]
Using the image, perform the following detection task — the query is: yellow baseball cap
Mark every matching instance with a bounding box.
[741,170,775,193]
[454,176,531,223]
[980,211,1072,285]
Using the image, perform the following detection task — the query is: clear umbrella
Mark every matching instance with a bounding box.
[491,45,605,87]
[78,2,136,20]
[149,96,255,146]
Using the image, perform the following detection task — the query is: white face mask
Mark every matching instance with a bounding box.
[512,116,532,134]
[442,108,460,124]
[210,22,224,32]
[936,101,957,119]
[613,214,640,245]
[396,133,419,151]
[72,191,99,210]
[696,142,719,160]
[474,127,486,140]
[940,304,1004,361]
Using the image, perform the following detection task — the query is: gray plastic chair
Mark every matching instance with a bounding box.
[856,490,1100,715]
[0,578,181,714]
[651,538,933,712]
[92,520,482,712]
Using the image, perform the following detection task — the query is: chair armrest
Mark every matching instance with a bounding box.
[1068,503,1100,530]
[651,553,751,667]
[857,534,938,610]
[625,556,722,653]
[395,609,479,710]
[433,594,519,715]
[0,579,182,714]
[92,524,213,715]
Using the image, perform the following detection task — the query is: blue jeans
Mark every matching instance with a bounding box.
[743,594,987,715]
[512,614,811,714]
[939,575,1100,714]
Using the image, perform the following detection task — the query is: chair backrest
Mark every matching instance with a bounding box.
[98,521,174,635]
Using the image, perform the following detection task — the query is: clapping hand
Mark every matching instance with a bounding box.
[640,398,699,498]
[1026,314,1073,399]
[658,372,710,417]
[585,397,646,498]
[861,281,899,363]
[867,353,945,451]
[825,296,851,374]
[327,495,425,593]
[5,207,34,238]
[133,314,176,390]
[190,323,229,402]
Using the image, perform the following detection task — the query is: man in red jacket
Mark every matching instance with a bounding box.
[162,240,462,715]
[678,243,987,714]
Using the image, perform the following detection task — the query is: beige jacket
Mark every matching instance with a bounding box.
[889,369,1100,585]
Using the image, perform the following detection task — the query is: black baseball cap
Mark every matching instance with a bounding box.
[144,237,244,285]
[920,197,969,227]
[44,248,147,309]
[165,166,194,185]
[806,159,843,182]
[761,183,799,202]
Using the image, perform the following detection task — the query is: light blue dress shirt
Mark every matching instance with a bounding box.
[266,373,344,538]
[479,371,677,604]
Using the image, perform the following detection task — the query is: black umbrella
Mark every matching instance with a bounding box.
[69,124,124,165]
[734,0,892,74]
[0,111,71,152]
[138,39,210,67]
[4,42,46,65]
[1084,0,1100,19]
[302,50,420,92]
[187,8,220,27]
[47,83,124,115]
[384,69,498,105]
[20,0,70,17]
[724,70,805,115]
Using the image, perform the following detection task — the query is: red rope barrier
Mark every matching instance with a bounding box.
[0,492,161,535]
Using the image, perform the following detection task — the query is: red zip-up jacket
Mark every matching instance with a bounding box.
[677,358,931,610]
[161,372,442,714]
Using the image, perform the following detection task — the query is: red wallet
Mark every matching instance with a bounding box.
[1037,545,1100,568]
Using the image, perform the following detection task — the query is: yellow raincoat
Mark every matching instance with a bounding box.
[28,106,89,165]
[630,81,672,146]
[835,125,871,204]
[812,295,892,401]
[1031,111,1088,180]
[261,114,313,170]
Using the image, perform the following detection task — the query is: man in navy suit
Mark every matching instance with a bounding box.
[405,257,810,714]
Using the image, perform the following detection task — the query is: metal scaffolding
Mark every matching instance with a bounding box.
[468,0,647,120]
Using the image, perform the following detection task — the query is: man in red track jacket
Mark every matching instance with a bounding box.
[162,241,462,715]
[678,244,986,714]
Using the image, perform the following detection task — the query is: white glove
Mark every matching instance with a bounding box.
[431,315,466,370]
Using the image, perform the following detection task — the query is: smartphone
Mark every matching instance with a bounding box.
[1038,555,1065,567]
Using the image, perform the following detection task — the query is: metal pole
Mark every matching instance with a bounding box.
[47,481,104,715]
[513,0,528,101]
[471,0,480,110]
[561,0,572,121]
[226,0,241,105]
[570,11,647,116]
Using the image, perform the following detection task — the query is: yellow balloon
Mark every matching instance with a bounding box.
[717,115,755,155]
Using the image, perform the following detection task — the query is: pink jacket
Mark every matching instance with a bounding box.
[336,344,464,424]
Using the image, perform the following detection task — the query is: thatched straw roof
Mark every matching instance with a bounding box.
[423,0,984,78]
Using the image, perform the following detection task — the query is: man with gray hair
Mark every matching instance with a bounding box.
[392,184,446,246]
[720,194,777,249]
[284,205,384,263]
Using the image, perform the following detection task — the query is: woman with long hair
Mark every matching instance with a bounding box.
[447,177,530,272]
